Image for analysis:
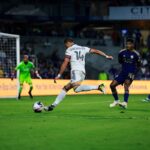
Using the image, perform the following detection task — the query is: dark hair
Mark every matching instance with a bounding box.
[126,38,134,44]
[64,38,74,44]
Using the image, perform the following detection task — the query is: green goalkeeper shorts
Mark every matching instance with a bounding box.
[19,76,32,85]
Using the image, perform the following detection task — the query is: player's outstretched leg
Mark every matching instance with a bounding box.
[44,83,72,111]
[74,84,105,94]
[119,80,131,109]
[44,82,105,112]
[28,84,33,99]
[18,84,23,99]
[142,94,150,102]
[110,80,120,107]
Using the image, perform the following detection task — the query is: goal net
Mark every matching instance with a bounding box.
[0,32,20,98]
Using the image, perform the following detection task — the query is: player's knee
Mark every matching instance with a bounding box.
[73,83,81,93]
[63,86,69,92]
[110,83,115,90]
[63,84,73,92]
[74,86,80,93]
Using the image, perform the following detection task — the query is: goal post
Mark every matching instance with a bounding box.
[0,32,20,98]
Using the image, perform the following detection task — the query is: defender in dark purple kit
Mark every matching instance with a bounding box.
[110,39,141,109]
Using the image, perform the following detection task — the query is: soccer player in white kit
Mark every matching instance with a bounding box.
[45,38,113,111]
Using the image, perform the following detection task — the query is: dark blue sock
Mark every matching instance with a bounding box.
[148,95,150,99]
[124,93,129,103]
[112,93,119,101]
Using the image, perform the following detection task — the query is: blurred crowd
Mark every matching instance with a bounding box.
[0,0,150,79]
[35,50,69,79]
[0,28,150,80]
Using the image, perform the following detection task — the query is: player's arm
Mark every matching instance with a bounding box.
[118,53,123,64]
[31,63,42,79]
[55,57,70,80]
[90,48,113,59]
[118,49,126,64]
[31,68,42,79]
[35,70,42,79]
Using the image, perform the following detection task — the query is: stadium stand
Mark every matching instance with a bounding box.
[0,0,150,79]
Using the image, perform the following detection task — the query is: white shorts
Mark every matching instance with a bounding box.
[70,70,85,83]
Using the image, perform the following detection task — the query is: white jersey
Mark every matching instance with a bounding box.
[65,44,91,73]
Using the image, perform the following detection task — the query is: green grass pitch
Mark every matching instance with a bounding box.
[0,94,150,150]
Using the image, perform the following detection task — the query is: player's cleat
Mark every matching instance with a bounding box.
[44,105,55,111]
[28,91,33,99]
[142,98,150,102]
[119,102,128,109]
[109,101,119,108]
[98,84,106,94]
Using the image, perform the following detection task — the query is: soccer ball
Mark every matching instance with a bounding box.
[33,101,44,113]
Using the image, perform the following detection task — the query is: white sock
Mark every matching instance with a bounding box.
[52,89,67,107]
[74,85,98,93]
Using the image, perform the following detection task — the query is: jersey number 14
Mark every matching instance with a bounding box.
[74,51,84,61]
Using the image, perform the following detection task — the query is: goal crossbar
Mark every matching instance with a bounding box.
[0,32,20,38]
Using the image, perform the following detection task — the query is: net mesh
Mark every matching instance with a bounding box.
[0,35,17,78]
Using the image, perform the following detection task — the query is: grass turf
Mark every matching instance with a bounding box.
[0,94,150,150]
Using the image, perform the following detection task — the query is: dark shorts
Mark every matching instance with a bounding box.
[115,72,135,84]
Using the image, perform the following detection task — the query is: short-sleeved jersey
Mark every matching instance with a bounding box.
[118,49,141,74]
[15,61,35,78]
[65,44,91,73]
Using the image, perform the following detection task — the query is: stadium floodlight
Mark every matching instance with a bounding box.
[0,32,20,98]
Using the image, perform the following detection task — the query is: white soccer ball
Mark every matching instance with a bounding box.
[33,101,44,113]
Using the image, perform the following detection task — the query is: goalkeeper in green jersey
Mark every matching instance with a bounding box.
[11,55,41,99]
